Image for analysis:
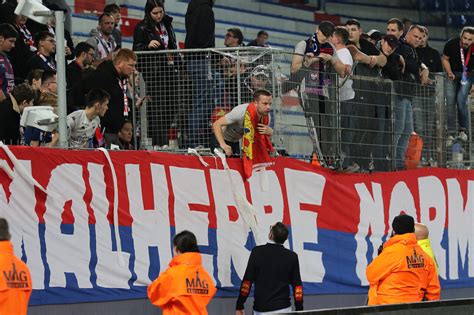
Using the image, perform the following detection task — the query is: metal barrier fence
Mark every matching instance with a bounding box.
[131,47,472,172]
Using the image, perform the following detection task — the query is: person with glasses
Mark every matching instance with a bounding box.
[26,31,56,73]
[39,70,57,94]
[66,42,95,92]
[236,222,303,314]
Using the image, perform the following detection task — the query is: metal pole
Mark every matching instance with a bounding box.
[236,50,241,106]
[131,72,138,150]
[54,11,68,148]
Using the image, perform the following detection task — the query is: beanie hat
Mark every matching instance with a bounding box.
[392,214,415,235]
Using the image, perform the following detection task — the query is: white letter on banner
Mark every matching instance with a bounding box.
[447,179,474,279]
[170,167,214,282]
[129,164,172,286]
[285,169,325,282]
[354,182,385,286]
[88,163,131,288]
[44,164,92,288]
[211,169,250,287]
[249,171,285,243]
[418,176,447,279]
[0,160,44,289]
[388,182,417,233]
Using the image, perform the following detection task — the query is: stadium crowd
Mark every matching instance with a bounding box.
[0,0,472,172]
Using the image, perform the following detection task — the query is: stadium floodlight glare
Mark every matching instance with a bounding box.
[20,106,58,132]
[14,0,50,24]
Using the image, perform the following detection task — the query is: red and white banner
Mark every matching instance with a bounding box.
[0,146,472,305]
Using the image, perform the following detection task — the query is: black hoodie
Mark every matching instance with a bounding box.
[185,0,215,49]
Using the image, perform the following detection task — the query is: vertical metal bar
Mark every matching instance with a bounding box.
[236,49,241,106]
[390,81,396,171]
[55,10,68,149]
[131,72,137,150]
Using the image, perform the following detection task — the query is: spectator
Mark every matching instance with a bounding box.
[87,13,117,68]
[148,230,217,314]
[442,26,474,142]
[416,27,442,73]
[24,92,59,147]
[133,0,178,147]
[0,23,17,102]
[386,19,428,169]
[185,0,215,147]
[290,21,335,153]
[26,68,43,90]
[367,29,382,45]
[402,17,412,35]
[0,83,35,145]
[103,3,122,49]
[185,0,215,49]
[26,31,56,72]
[116,119,133,150]
[66,42,94,91]
[71,48,137,145]
[322,27,358,171]
[0,218,32,315]
[28,3,75,61]
[224,28,244,47]
[366,214,440,305]
[345,19,386,169]
[414,223,438,273]
[236,222,303,314]
[67,88,110,148]
[403,25,430,136]
[40,70,57,94]
[247,30,269,47]
[9,12,36,83]
[212,89,272,157]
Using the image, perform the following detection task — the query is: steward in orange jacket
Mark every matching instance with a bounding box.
[366,214,440,306]
[148,231,216,314]
[0,219,32,315]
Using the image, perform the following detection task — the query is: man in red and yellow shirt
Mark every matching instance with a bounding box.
[366,214,440,305]
[0,218,32,315]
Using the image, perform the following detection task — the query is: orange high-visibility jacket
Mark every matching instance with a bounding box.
[148,252,217,315]
[0,241,32,315]
[366,233,440,306]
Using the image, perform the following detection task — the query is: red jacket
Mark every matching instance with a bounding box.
[148,252,217,314]
[366,233,440,305]
[0,241,32,315]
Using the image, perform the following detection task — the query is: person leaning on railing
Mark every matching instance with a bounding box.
[212,89,273,157]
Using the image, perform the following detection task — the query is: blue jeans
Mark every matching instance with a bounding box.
[393,98,414,169]
[446,72,473,133]
[187,59,215,147]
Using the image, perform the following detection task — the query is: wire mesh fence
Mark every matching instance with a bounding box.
[130,47,472,172]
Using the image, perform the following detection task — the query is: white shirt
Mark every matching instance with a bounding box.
[67,110,100,148]
[336,47,355,101]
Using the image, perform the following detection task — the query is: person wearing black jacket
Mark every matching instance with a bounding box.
[133,0,178,147]
[236,222,303,314]
[185,0,216,147]
[70,48,137,145]
[0,83,36,145]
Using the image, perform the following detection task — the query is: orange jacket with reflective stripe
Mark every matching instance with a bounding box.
[0,241,32,315]
[148,252,217,315]
[366,233,440,306]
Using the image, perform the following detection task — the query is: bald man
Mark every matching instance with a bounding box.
[415,223,438,273]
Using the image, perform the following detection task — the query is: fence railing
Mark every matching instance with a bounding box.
[129,47,472,172]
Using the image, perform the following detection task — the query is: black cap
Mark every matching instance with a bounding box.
[382,34,400,48]
[392,214,415,235]
[319,21,335,37]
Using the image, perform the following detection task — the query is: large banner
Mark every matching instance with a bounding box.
[0,147,473,305]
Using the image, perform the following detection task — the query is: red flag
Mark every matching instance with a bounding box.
[242,102,274,180]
